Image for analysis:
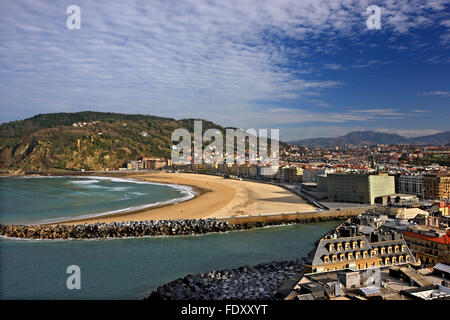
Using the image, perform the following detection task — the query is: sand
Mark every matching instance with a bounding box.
[52,172,317,225]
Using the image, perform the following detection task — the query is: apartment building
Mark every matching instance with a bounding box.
[423,174,450,200]
[398,174,423,197]
[304,235,415,274]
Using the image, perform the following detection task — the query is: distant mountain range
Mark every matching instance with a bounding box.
[289,130,450,147]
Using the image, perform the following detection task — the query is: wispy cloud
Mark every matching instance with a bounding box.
[0,0,449,139]
[418,91,450,97]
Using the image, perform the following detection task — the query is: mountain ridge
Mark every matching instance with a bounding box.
[289,130,450,147]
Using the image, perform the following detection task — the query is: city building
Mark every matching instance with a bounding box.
[326,173,395,204]
[403,217,450,265]
[304,234,415,274]
[423,174,450,200]
[398,174,423,197]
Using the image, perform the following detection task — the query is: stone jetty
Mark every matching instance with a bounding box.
[0,219,232,240]
[146,258,304,300]
[0,214,350,240]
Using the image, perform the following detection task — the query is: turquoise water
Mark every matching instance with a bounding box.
[0,222,340,299]
[0,176,194,224]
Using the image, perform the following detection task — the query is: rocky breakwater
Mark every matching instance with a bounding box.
[0,219,233,240]
[147,259,304,300]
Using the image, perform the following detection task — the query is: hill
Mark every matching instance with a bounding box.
[0,112,230,172]
[289,130,450,147]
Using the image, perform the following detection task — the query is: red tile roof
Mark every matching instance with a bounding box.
[403,230,450,245]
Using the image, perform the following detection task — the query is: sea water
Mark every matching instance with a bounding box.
[0,176,340,299]
[0,176,194,224]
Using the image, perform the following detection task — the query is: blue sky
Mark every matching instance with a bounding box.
[0,0,449,140]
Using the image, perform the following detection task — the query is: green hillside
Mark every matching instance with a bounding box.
[0,111,228,172]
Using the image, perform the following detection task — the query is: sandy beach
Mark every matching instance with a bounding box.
[52,172,317,225]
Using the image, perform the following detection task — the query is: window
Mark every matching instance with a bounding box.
[388,246,392,254]
[353,242,358,249]
[332,255,338,263]
[363,251,368,258]
[401,245,406,252]
[406,255,410,263]
[337,243,343,251]
[348,253,353,260]
[355,252,360,259]
[340,254,345,262]
[360,240,365,248]
[392,257,397,264]
[394,246,399,253]
[345,242,350,250]
[329,243,335,252]
[381,247,385,255]
[324,256,330,264]
[385,258,390,265]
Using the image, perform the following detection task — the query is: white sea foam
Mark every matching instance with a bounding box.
[5,175,196,225]
[68,179,100,185]
[35,176,196,224]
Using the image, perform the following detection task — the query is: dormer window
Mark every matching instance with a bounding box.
[332,255,338,263]
[355,252,360,259]
[340,254,346,262]
[363,251,368,258]
[392,256,397,264]
[337,243,343,251]
[345,242,350,250]
[385,257,390,265]
[401,245,406,252]
[388,246,393,254]
[381,247,385,255]
[406,255,410,263]
[353,242,358,249]
[329,243,335,252]
[324,256,330,264]
[360,240,365,248]
[399,256,404,263]
[394,246,399,253]
[348,253,353,260]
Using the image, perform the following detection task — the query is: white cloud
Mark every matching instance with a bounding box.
[418,91,450,97]
[0,0,448,136]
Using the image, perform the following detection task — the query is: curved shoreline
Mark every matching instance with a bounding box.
[60,172,317,224]
[1,174,201,226]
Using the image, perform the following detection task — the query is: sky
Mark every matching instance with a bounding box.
[0,0,449,141]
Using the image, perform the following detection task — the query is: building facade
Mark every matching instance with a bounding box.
[326,174,395,204]
[304,235,415,274]
[403,221,450,265]
[398,174,423,197]
[423,175,450,200]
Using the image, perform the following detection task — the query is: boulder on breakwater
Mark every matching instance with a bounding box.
[146,258,305,300]
[0,219,232,240]
[0,214,348,240]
